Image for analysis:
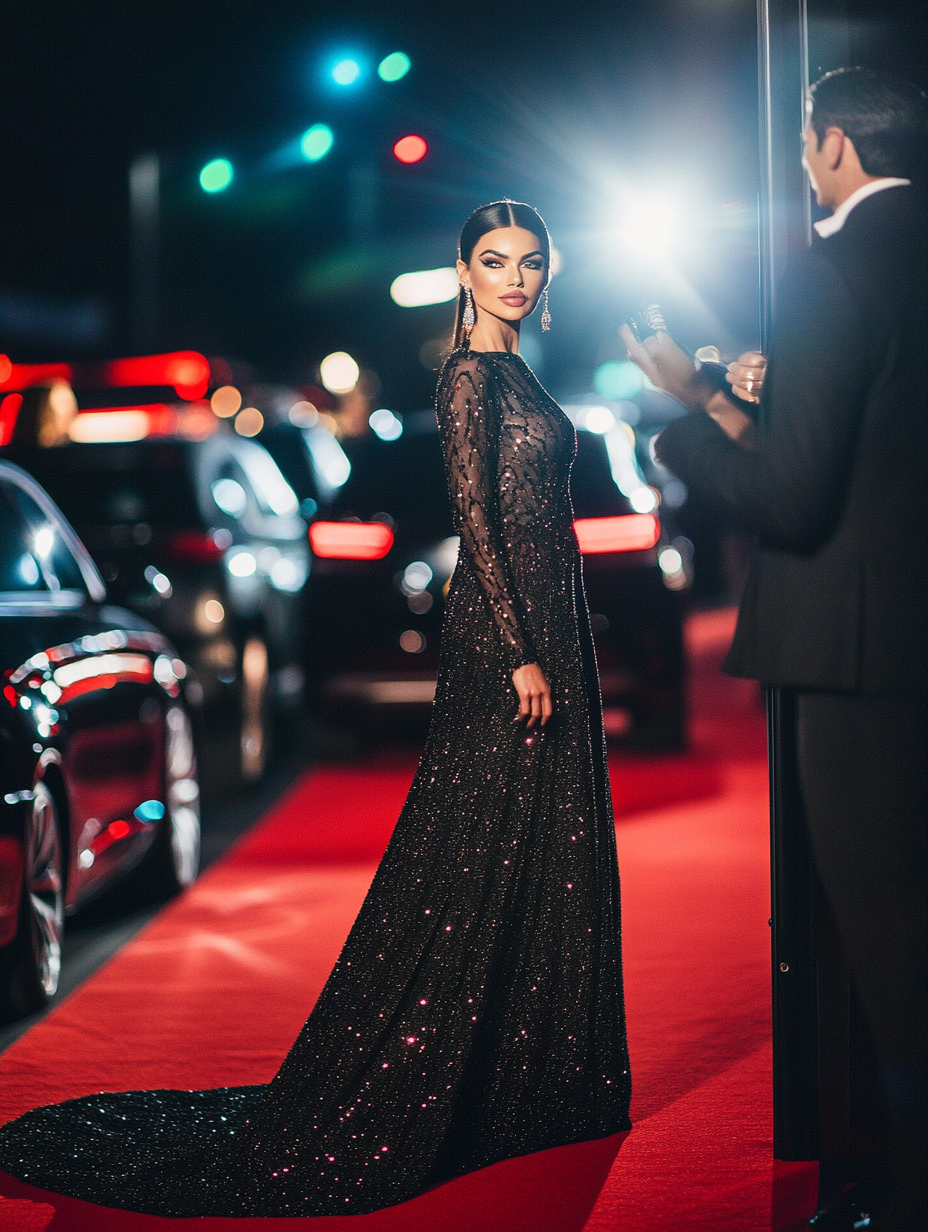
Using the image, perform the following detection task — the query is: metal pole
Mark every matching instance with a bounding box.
[129,153,160,352]
[756,0,818,1162]
[757,0,776,350]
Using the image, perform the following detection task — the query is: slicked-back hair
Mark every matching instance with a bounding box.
[452,200,551,350]
[809,67,927,179]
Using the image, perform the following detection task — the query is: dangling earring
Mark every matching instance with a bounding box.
[541,287,551,332]
[462,287,476,336]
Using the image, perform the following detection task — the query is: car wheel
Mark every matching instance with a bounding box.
[240,635,269,783]
[0,783,64,1022]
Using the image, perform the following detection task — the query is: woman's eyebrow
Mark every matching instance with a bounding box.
[477,248,544,260]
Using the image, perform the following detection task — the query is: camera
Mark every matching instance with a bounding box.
[623,303,668,342]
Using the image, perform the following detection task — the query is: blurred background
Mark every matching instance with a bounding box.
[4,1,925,388]
[0,0,924,1039]
[2,0,770,400]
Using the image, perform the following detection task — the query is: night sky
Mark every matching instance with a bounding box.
[1,0,923,408]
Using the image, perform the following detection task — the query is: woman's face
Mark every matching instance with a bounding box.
[457,226,547,327]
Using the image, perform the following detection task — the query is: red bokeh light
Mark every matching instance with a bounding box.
[392,135,428,164]
[0,393,23,446]
[309,521,395,560]
[103,352,211,400]
[573,514,660,555]
[0,361,73,393]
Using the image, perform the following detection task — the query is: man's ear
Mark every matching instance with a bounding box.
[822,126,846,170]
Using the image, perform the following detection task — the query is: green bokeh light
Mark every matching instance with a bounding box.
[378,52,411,82]
[593,361,644,401]
[199,158,233,193]
[301,124,334,162]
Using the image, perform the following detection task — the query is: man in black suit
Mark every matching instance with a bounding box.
[621,68,927,1232]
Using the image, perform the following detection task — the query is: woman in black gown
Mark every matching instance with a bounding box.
[0,200,631,1217]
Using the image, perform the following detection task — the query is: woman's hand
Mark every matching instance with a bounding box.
[512,663,552,728]
[726,352,767,404]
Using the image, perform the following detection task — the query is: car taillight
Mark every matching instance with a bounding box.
[309,521,395,560]
[164,531,225,564]
[573,513,660,554]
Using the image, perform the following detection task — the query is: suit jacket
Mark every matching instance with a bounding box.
[656,185,928,690]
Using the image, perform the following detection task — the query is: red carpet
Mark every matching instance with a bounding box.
[0,608,817,1230]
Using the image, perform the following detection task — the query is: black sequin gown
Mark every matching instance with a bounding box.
[0,350,631,1216]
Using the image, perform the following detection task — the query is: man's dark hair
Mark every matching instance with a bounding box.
[810,67,927,179]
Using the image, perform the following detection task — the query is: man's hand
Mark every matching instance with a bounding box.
[512,662,552,729]
[727,352,767,404]
[618,324,714,411]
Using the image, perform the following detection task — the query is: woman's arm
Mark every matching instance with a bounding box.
[436,354,552,726]
[435,354,534,666]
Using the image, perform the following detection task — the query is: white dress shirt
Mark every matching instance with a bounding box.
[814,178,912,238]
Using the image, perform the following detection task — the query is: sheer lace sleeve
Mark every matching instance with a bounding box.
[436,353,534,669]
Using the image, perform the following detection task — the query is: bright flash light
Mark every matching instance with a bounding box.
[301,124,334,161]
[659,547,684,575]
[332,59,360,86]
[369,408,403,441]
[34,527,55,559]
[378,52,410,82]
[390,268,459,308]
[583,406,616,435]
[621,197,679,258]
[320,351,360,395]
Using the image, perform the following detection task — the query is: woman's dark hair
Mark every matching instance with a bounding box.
[809,67,927,179]
[452,200,551,349]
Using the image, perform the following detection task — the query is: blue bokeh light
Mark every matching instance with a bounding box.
[593,361,644,401]
[332,59,361,86]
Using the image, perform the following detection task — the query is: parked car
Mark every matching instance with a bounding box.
[4,431,309,789]
[0,460,201,1021]
[305,408,686,750]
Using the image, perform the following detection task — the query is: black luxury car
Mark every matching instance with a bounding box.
[4,430,309,789]
[305,407,686,750]
[0,460,201,1022]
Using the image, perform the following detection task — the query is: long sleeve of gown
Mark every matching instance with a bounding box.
[436,352,535,669]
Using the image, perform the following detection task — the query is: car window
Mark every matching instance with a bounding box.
[7,444,202,530]
[232,441,299,519]
[0,478,86,597]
